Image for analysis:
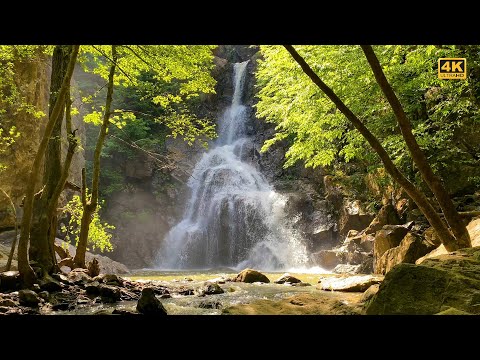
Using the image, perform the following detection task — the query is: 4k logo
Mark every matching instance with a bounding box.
[438,58,466,79]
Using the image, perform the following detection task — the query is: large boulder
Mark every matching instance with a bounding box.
[54,239,129,274]
[38,275,63,293]
[423,227,442,247]
[0,270,20,291]
[373,223,413,271]
[67,268,92,284]
[234,269,270,283]
[360,284,380,303]
[18,289,41,307]
[318,274,384,292]
[98,285,121,303]
[136,287,167,315]
[274,273,302,284]
[366,247,480,315]
[416,217,480,264]
[364,204,402,235]
[375,232,436,274]
[310,250,341,270]
[196,282,224,296]
[339,200,375,237]
[344,231,375,253]
[101,274,124,287]
[333,264,362,275]
[0,243,17,272]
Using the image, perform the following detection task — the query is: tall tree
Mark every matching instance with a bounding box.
[361,45,471,248]
[17,45,79,285]
[282,45,462,251]
[29,45,78,275]
[73,45,117,268]
[71,45,217,267]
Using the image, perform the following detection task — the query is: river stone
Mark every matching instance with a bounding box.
[52,302,71,311]
[274,273,302,284]
[364,204,401,235]
[360,284,380,303]
[39,275,63,292]
[333,264,362,275]
[102,274,124,286]
[234,269,270,283]
[136,287,167,315]
[18,289,41,307]
[366,247,480,315]
[0,297,17,307]
[197,282,224,296]
[318,275,384,292]
[99,284,121,303]
[51,273,71,284]
[0,270,20,291]
[87,258,100,278]
[374,225,411,256]
[85,281,101,296]
[38,291,49,301]
[376,232,436,274]
[68,269,92,284]
[199,299,222,309]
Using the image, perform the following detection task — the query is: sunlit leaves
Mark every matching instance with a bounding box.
[256,45,480,186]
[61,194,114,252]
[79,45,217,146]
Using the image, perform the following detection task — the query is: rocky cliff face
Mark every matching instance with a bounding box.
[0,57,86,231]
[103,45,353,268]
[233,45,343,254]
[0,53,49,229]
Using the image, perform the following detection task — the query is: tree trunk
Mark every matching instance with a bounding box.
[30,45,74,275]
[17,45,79,286]
[283,45,460,252]
[73,45,117,268]
[361,45,471,249]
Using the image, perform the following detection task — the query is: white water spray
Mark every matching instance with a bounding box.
[157,61,309,270]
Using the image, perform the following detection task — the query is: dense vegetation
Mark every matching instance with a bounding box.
[256,45,480,200]
[0,44,478,309]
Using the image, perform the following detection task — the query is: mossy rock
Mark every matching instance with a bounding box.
[366,248,480,315]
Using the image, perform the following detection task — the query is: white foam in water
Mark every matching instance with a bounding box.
[156,61,315,272]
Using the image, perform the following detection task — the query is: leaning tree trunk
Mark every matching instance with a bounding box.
[73,45,117,268]
[17,45,79,286]
[283,45,460,252]
[361,45,471,249]
[30,45,74,275]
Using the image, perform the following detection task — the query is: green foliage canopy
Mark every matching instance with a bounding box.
[80,45,217,147]
[256,45,480,188]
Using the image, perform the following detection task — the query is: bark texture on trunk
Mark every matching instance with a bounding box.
[17,45,79,286]
[73,45,117,268]
[283,45,460,252]
[361,45,471,249]
[30,45,73,275]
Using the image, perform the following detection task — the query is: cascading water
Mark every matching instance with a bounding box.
[157,61,309,270]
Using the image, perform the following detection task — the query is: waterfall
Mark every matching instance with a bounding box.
[157,61,309,270]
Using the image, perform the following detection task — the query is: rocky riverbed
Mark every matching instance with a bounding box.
[0,267,380,315]
[2,228,480,316]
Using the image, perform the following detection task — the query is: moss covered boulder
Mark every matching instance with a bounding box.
[234,269,270,283]
[366,247,480,314]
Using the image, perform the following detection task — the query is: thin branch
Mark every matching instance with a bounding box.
[91,45,136,85]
